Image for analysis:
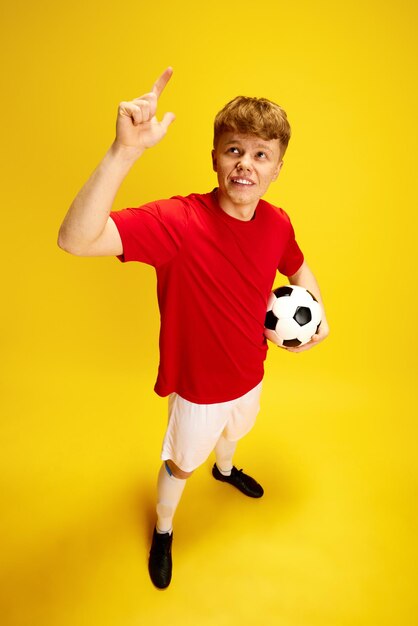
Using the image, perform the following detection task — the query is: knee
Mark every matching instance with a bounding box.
[166,459,194,479]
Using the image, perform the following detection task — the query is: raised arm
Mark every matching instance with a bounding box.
[57,67,176,257]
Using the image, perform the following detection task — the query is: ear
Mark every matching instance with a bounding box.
[272,160,283,182]
[211,149,217,172]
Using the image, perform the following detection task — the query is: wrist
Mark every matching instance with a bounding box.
[109,140,145,162]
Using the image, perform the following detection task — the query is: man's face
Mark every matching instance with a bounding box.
[211,132,283,218]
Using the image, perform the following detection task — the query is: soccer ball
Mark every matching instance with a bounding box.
[264,285,322,347]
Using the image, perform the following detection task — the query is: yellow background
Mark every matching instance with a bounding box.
[1,0,417,624]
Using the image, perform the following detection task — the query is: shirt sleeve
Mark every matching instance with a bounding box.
[109,196,190,267]
[277,220,305,277]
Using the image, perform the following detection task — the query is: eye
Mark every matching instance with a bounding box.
[228,147,240,154]
[256,151,267,158]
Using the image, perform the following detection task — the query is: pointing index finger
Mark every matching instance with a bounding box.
[152,66,174,99]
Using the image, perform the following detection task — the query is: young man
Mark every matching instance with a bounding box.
[58,67,330,589]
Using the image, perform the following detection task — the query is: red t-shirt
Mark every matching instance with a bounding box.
[109,189,304,404]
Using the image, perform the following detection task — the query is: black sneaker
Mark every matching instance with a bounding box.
[212,464,264,498]
[148,527,173,589]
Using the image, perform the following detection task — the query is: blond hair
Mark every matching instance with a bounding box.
[213,96,291,156]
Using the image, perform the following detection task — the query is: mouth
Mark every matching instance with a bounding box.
[229,177,256,187]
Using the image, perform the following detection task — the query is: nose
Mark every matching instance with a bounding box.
[237,154,252,171]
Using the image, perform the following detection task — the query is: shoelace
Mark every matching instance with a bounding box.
[234,468,258,487]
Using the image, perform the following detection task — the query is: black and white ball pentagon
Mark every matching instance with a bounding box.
[264,285,322,347]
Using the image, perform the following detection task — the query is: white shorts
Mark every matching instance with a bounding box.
[160,382,262,473]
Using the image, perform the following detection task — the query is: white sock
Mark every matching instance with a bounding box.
[215,436,237,476]
[156,462,187,534]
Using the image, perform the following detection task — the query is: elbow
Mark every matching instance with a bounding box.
[57,230,69,252]
[57,230,83,256]
[57,230,72,254]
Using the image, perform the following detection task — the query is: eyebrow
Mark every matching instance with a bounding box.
[223,139,273,153]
